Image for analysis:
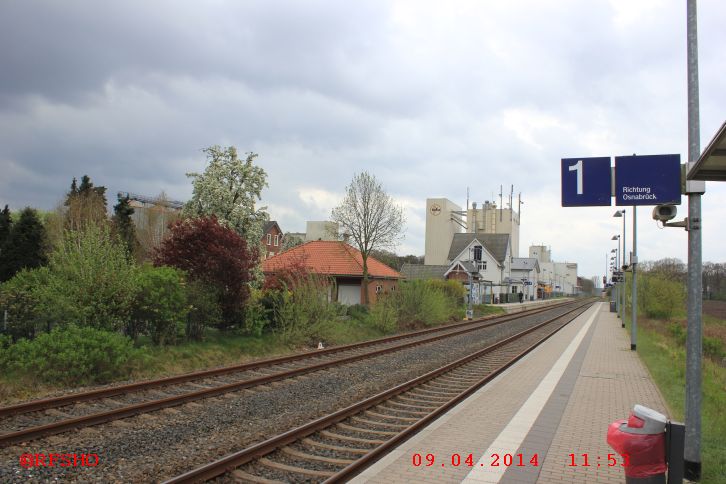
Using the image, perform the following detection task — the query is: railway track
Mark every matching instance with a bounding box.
[0,300,578,448]
[164,300,595,483]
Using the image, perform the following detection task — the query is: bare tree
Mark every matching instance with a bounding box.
[331,171,405,304]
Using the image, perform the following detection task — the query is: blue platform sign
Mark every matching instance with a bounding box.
[614,154,681,206]
[561,157,612,207]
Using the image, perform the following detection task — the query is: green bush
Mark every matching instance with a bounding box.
[669,322,687,345]
[638,275,684,320]
[43,225,137,332]
[131,265,188,345]
[703,336,726,360]
[368,294,397,332]
[367,279,465,331]
[0,268,52,340]
[346,303,369,321]
[243,288,269,337]
[186,280,222,341]
[1,325,137,385]
[270,275,338,345]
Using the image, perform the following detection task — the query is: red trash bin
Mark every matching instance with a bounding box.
[607,405,667,483]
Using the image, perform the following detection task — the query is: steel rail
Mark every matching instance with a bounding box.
[161,301,594,484]
[0,299,572,419]
[0,300,582,448]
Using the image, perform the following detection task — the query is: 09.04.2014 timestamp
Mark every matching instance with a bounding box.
[568,453,630,468]
[412,453,540,468]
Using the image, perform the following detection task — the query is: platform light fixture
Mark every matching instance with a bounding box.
[613,209,626,325]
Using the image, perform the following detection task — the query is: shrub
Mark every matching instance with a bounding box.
[243,288,269,337]
[185,280,222,341]
[270,274,338,345]
[368,295,397,332]
[639,275,684,320]
[1,325,136,385]
[131,265,188,345]
[346,304,369,321]
[154,216,256,329]
[367,279,465,331]
[703,336,726,360]
[668,322,686,345]
[45,225,137,332]
[0,268,52,340]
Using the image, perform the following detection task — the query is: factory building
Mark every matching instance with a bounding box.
[424,197,521,266]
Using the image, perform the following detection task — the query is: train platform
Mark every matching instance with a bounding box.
[351,301,670,483]
[495,297,573,314]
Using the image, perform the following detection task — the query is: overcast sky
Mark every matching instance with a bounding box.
[1,0,724,282]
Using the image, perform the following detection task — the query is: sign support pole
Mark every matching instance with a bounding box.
[684,0,702,478]
[631,207,637,351]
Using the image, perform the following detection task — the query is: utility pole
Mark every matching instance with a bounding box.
[631,207,637,351]
[685,0,702,479]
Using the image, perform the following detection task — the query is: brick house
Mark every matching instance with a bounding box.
[262,240,403,305]
[261,221,283,259]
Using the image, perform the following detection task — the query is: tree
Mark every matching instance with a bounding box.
[0,205,11,246]
[183,146,268,245]
[112,194,140,259]
[43,225,137,332]
[134,191,181,262]
[331,171,405,304]
[280,233,304,252]
[154,216,256,328]
[64,175,108,231]
[0,207,48,282]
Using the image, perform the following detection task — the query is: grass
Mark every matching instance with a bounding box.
[0,316,393,404]
[624,312,726,483]
[472,304,506,318]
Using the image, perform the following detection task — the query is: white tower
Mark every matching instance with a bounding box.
[424,198,463,265]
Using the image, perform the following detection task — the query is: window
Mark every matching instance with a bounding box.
[375,285,382,294]
[274,235,279,246]
[391,285,396,291]
[266,234,272,245]
[478,261,487,271]
[473,245,482,261]
[269,251,274,257]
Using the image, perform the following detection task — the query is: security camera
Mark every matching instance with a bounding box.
[652,204,677,222]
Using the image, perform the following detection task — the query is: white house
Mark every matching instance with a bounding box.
[510,257,540,301]
[445,233,513,303]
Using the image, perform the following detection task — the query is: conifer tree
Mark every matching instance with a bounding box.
[0,204,11,248]
[112,194,139,259]
[0,207,47,282]
[64,174,108,231]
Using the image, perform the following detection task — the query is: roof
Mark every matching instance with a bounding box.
[400,263,448,280]
[511,257,540,272]
[688,120,726,181]
[262,221,281,235]
[262,241,402,279]
[447,233,510,264]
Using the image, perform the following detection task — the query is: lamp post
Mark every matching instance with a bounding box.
[611,248,618,314]
[612,235,621,317]
[614,210,626,327]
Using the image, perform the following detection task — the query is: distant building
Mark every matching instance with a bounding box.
[529,244,578,296]
[424,197,521,266]
[261,221,283,259]
[424,198,464,265]
[466,200,521,257]
[262,241,402,305]
[305,221,339,242]
[510,257,540,301]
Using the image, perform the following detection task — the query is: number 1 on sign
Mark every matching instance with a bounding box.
[569,159,583,195]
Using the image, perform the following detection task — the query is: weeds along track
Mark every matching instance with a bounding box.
[164,301,595,483]
[0,300,582,448]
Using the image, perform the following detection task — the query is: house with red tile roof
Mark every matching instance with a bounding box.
[262,240,403,305]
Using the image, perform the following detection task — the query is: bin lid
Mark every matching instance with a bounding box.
[622,404,667,434]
